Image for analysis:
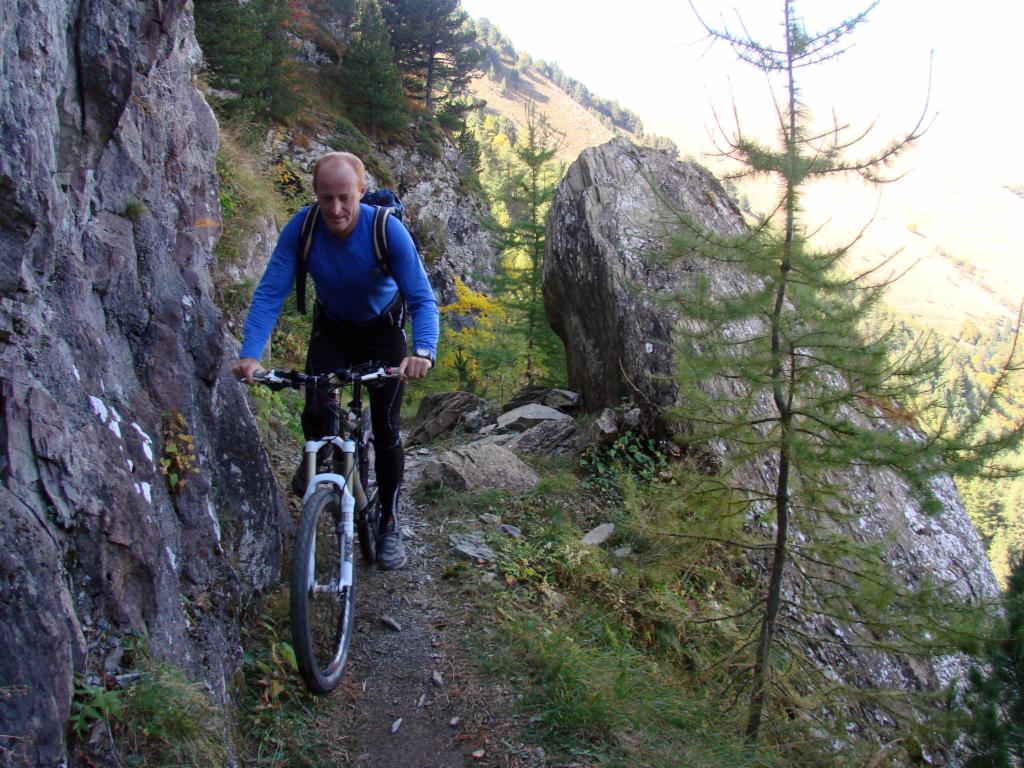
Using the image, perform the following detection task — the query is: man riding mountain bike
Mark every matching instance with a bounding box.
[234,151,439,571]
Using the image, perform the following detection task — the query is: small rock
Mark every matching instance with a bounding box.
[401,525,415,539]
[380,615,402,632]
[613,546,632,558]
[497,403,573,433]
[619,407,643,430]
[449,533,498,563]
[472,749,485,759]
[417,448,431,455]
[432,670,444,687]
[479,513,501,526]
[581,523,615,546]
[391,718,402,734]
[499,524,522,538]
[543,589,568,611]
[103,643,125,675]
[610,567,620,576]
[450,716,460,727]
[417,693,426,708]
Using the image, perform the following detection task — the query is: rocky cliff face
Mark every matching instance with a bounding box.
[0,0,285,763]
[544,138,999,752]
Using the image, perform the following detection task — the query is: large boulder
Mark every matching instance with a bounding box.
[496,403,574,433]
[504,419,582,455]
[420,443,539,493]
[501,385,581,414]
[407,391,496,445]
[544,136,747,428]
[0,0,284,762]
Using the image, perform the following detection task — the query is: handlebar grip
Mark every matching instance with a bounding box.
[253,368,300,390]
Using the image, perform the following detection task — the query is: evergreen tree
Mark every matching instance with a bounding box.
[963,550,1024,767]
[380,0,482,114]
[340,0,407,142]
[670,0,1024,744]
[194,0,294,119]
[488,104,565,388]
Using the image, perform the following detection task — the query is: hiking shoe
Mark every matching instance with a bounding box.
[376,528,407,571]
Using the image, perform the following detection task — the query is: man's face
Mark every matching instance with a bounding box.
[314,161,365,239]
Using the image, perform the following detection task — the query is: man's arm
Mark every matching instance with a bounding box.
[384,216,439,372]
[237,210,306,368]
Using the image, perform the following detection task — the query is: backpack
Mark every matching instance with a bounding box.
[293,188,408,315]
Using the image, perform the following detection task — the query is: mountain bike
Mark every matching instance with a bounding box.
[255,362,397,694]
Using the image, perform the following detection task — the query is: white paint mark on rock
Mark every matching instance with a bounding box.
[89,396,109,423]
[132,423,155,463]
[207,501,222,544]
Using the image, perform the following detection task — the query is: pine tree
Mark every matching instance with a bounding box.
[669,0,1024,744]
[194,0,294,119]
[380,0,482,114]
[340,0,407,142]
[488,104,565,389]
[963,550,1024,767]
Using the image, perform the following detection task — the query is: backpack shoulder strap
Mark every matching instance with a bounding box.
[295,203,320,315]
[370,205,394,276]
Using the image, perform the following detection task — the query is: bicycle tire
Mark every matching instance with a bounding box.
[290,486,355,694]
[357,435,380,564]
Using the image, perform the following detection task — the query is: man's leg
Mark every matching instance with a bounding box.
[357,317,408,569]
[294,310,348,495]
[368,376,405,532]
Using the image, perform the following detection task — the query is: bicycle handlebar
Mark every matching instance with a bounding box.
[253,363,399,391]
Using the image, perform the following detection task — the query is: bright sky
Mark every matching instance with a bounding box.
[459,0,1024,330]
[459,0,1024,183]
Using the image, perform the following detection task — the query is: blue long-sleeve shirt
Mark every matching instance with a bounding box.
[240,204,439,360]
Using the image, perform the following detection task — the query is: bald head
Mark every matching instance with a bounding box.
[313,152,366,239]
[313,152,366,193]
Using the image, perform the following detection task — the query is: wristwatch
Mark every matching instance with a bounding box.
[413,347,435,366]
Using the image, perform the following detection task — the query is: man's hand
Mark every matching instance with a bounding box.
[234,357,262,384]
[398,355,432,381]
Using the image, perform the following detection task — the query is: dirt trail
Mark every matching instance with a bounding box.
[319,453,536,768]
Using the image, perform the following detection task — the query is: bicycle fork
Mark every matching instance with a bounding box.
[303,437,363,594]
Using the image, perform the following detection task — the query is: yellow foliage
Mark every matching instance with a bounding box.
[441,277,498,321]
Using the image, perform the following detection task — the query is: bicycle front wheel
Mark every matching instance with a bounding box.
[290,487,355,694]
